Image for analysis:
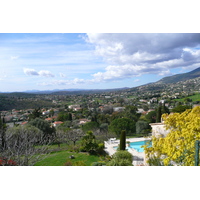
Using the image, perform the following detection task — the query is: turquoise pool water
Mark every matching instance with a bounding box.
[113,140,151,152]
[129,140,151,152]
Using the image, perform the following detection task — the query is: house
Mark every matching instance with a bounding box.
[68,105,81,111]
[150,121,170,137]
[45,117,53,122]
[53,121,63,127]
[137,108,145,113]
[113,107,125,112]
[21,121,28,125]
[79,119,90,125]
[42,111,50,115]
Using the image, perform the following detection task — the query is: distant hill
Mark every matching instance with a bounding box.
[157,67,200,84]
[50,87,130,95]
[0,87,130,95]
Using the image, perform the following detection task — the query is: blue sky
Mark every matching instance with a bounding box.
[1,33,200,92]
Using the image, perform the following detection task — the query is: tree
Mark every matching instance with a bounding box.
[144,106,200,166]
[68,129,84,146]
[1,125,48,166]
[28,118,55,143]
[80,131,104,155]
[156,105,162,122]
[171,105,191,113]
[0,114,7,151]
[49,109,54,117]
[120,130,126,150]
[28,108,42,120]
[109,118,136,136]
[54,128,70,147]
[156,103,170,122]
[82,121,99,133]
[123,105,140,121]
[57,111,71,122]
[80,131,98,155]
[136,120,151,135]
[106,150,133,166]
[145,111,156,123]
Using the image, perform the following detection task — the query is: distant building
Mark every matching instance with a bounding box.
[53,121,63,127]
[79,119,90,125]
[113,107,125,112]
[21,121,28,125]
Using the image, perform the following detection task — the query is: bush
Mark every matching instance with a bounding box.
[73,161,86,166]
[92,161,106,166]
[106,150,133,166]
[67,144,81,153]
[64,160,73,166]
[0,157,17,166]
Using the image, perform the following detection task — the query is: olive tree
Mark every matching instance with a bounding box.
[1,125,49,166]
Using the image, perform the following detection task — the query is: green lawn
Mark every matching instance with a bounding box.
[34,150,100,166]
[174,93,200,102]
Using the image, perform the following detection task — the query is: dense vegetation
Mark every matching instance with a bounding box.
[144,106,200,166]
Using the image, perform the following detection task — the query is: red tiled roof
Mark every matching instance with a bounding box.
[53,121,63,124]
[21,121,28,125]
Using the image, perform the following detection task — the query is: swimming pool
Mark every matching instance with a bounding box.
[113,140,151,152]
[129,140,151,152]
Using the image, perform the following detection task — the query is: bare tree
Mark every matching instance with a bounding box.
[54,129,70,148]
[68,129,84,146]
[0,125,49,166]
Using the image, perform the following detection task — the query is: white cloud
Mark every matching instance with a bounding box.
[23,68,39,76]
[38,70,55,77]
[86,33,200,80]
[23,68,55,77]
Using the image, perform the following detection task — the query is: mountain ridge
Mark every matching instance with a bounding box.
[156,67,200,84]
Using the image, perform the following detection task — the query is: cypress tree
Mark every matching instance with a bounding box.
[120,130,126,150]
[156,105,162,123]
[0,114,6,151]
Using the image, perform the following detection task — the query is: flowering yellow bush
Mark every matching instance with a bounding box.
[144,106,200,166]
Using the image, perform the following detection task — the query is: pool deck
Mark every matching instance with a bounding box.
[104,137,151,166]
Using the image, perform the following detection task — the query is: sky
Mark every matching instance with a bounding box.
[1,33,200,92]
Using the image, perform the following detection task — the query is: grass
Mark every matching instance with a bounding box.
[34,150,100,166]
[174,93,200,102]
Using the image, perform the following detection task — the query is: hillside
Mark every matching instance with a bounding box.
[156,67,200,84]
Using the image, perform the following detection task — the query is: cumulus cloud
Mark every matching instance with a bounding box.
[23,68,55,77]
[24,68,39,76]
[86,33,200,81]
[38,70,55,77]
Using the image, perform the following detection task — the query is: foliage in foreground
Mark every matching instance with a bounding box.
[107,150,133,166]
[144,106,200,166]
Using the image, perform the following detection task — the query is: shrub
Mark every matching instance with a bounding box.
[106,150,133,166]
[0,157,17,166]
[64,160,73,166]
[73,161,86,166]
[91,161,106,166]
